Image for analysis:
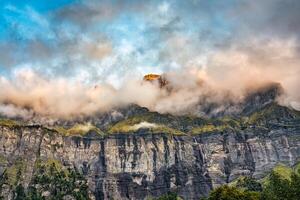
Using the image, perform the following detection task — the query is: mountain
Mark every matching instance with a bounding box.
[143,74,167,88]
[0,83,299,199]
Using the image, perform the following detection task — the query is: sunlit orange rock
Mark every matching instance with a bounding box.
[143,74,161,81]
[143,74,167,87]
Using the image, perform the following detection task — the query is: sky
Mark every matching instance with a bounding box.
[1,0,298,84]
[0,0,300,118]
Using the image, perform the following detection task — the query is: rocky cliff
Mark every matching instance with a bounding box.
[0,102,299,200]
[0,83,299,199]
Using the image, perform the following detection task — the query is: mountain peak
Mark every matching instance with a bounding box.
[143,74,167,87]
[241,82,283,115]
[143,74,161,81]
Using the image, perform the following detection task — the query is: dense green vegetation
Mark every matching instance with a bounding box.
[203,185,260,200]
[261,163,293,184]
[148,192,182,200]
[156,192,181,200]
[152,163,300,200]
[203,163,300,200]
[5,158,26,186]
[0,159,90,200]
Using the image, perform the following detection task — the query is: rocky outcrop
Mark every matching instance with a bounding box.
[0,121,299,199]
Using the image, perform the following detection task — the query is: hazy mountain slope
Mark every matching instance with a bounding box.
[0,84,299,200]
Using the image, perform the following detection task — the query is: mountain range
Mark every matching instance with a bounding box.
[0,81,299,199]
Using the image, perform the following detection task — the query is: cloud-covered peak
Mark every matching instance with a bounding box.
[0,0,299,118]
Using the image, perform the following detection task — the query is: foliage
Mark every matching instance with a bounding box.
[28,159,90,199]
[260,170,300,200]
[205,163,300,200]
[290,170,300,199]
[14,184,26,200]
[156,192,180,200]
[262,163,293,185]
[0,155,7,165]
[0,159,90,200]
[202,185,260,200]
[0,172,8,199]
[6,158,25,185]
[272,164,293,180]
[293,162,300,175]
[26,186,44,200]
[236,177,263,192]
[0,119,21,128]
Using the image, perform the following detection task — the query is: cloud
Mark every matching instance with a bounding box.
[131,122,157,131]
[0,0,300,119]
[231,0,300,41]
[0,68,162,118]
[0,36,299,120]
[0,104,34,119]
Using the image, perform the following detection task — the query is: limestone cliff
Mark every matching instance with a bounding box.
[0,106,299,199]
[0,83,299,199]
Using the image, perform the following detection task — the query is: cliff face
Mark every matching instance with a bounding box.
[0,122,299,200]
[0,84,299,199]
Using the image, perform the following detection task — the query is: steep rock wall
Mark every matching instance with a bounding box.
[0,125,299,199]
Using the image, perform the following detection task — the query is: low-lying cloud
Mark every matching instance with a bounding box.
[0,37,299,120]
[131,122,157,131]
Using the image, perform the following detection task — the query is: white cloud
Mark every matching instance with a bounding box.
[158,2,170,14]
[131,122,157,130]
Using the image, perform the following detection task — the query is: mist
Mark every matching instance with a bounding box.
[0,37,299,119]
[1,1,300,119]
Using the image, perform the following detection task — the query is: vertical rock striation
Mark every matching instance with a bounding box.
[0,123,299,199]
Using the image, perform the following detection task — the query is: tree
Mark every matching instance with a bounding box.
[26,186,44,200]
[157,192,178,200]
[290,172,300,200]
[203,185,260,200]
[14,184,26,200]
[0,171,8,200]
[236,177,262,192]
[261,171,291,200]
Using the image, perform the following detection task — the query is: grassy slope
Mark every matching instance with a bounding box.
[0,119,22,128]
[108,122,185,135]
[106,112,193,135]
[52,123,105,136]
[0,103,299,136]
[0,118,104,137]
[243,103,300,126]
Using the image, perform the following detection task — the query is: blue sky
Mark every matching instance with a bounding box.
[0,0,299,86]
